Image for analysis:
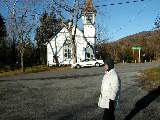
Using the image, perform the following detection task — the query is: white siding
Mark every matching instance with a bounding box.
[47,26,95,66]
[47,27,73,65]
[75,28,87,62]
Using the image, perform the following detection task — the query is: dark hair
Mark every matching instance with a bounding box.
[104,58,114,71]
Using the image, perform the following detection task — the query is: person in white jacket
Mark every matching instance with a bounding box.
[98,58,120,120]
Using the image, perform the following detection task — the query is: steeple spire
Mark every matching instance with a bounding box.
[83,0,96,14]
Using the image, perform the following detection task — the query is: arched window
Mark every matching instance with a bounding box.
[63,39,71,59]
[86,14,93,24]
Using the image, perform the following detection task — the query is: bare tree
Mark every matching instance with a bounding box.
[55,0,99,63]
[56,0,83,64]
[4,0,39,72]
[39,0,100,65]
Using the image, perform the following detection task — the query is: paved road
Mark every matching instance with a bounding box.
[0,62,159,120]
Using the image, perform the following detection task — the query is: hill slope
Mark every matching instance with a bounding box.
[98,30,160,62]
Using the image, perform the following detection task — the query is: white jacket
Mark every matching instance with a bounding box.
[98,69,120,109]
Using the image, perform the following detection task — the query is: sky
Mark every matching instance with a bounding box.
[94,0,160,41]
[0,0,160,42]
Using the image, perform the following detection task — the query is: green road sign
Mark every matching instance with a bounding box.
[132,46,143,50]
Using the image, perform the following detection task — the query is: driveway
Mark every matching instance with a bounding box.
[0,62,159,120]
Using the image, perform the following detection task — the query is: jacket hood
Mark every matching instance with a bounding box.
[104,58,114,71]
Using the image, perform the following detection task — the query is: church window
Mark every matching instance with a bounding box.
[86,14,93,24]
[63,40,71,59]
[86,53,91,58]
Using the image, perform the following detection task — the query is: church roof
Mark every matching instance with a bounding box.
[47,23,83,44]
[82,0,96,14]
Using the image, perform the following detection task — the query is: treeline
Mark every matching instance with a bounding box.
[0,12,62,70]
[98,30,160,63]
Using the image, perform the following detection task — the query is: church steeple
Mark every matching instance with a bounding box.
[83,0,97,14]
[82,0,97,59]
[82,0,96,25]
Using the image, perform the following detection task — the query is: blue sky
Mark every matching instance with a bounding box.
[95,0,160,41]
[0,0,160,42]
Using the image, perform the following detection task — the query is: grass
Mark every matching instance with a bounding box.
[0,65,71,77]
[140,66,160,89]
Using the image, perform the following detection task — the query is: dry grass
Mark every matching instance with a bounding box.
[0,65,71,77]
[140,66,160,89]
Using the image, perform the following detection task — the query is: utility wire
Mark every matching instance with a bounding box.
[95,0,145,8]
[53,0,147,13]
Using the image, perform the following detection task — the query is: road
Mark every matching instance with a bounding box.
[0,62,159,120]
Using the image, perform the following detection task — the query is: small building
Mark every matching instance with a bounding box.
[47,0,97,66]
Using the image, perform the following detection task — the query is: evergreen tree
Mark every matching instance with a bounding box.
[0,14,7,38]
[154,16,160,29]
[0,13,7,67]
[35,11,62,65]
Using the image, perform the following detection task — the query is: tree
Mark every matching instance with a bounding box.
[154,15,160,29]
[0,13,7,67]
[153,15,160,60]
[35,0,83,65]
[57,0,82,64]
[4,0,39,72]
[23,39,35,67]
[0,14,7,38]
[36,0,98,65]
[55,0,97,63]
[35,11,62,65]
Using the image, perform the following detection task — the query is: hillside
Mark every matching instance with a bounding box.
[98,30,160,62]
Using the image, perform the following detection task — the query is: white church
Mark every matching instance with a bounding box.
[47,0,97,66]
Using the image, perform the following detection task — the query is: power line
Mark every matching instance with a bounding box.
[95,0,145,8]
[52,0,147,13]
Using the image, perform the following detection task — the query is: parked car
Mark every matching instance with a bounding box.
[71,59,104,68]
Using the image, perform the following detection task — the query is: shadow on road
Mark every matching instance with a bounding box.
[124,86,160,120]
[56,104,98,120]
